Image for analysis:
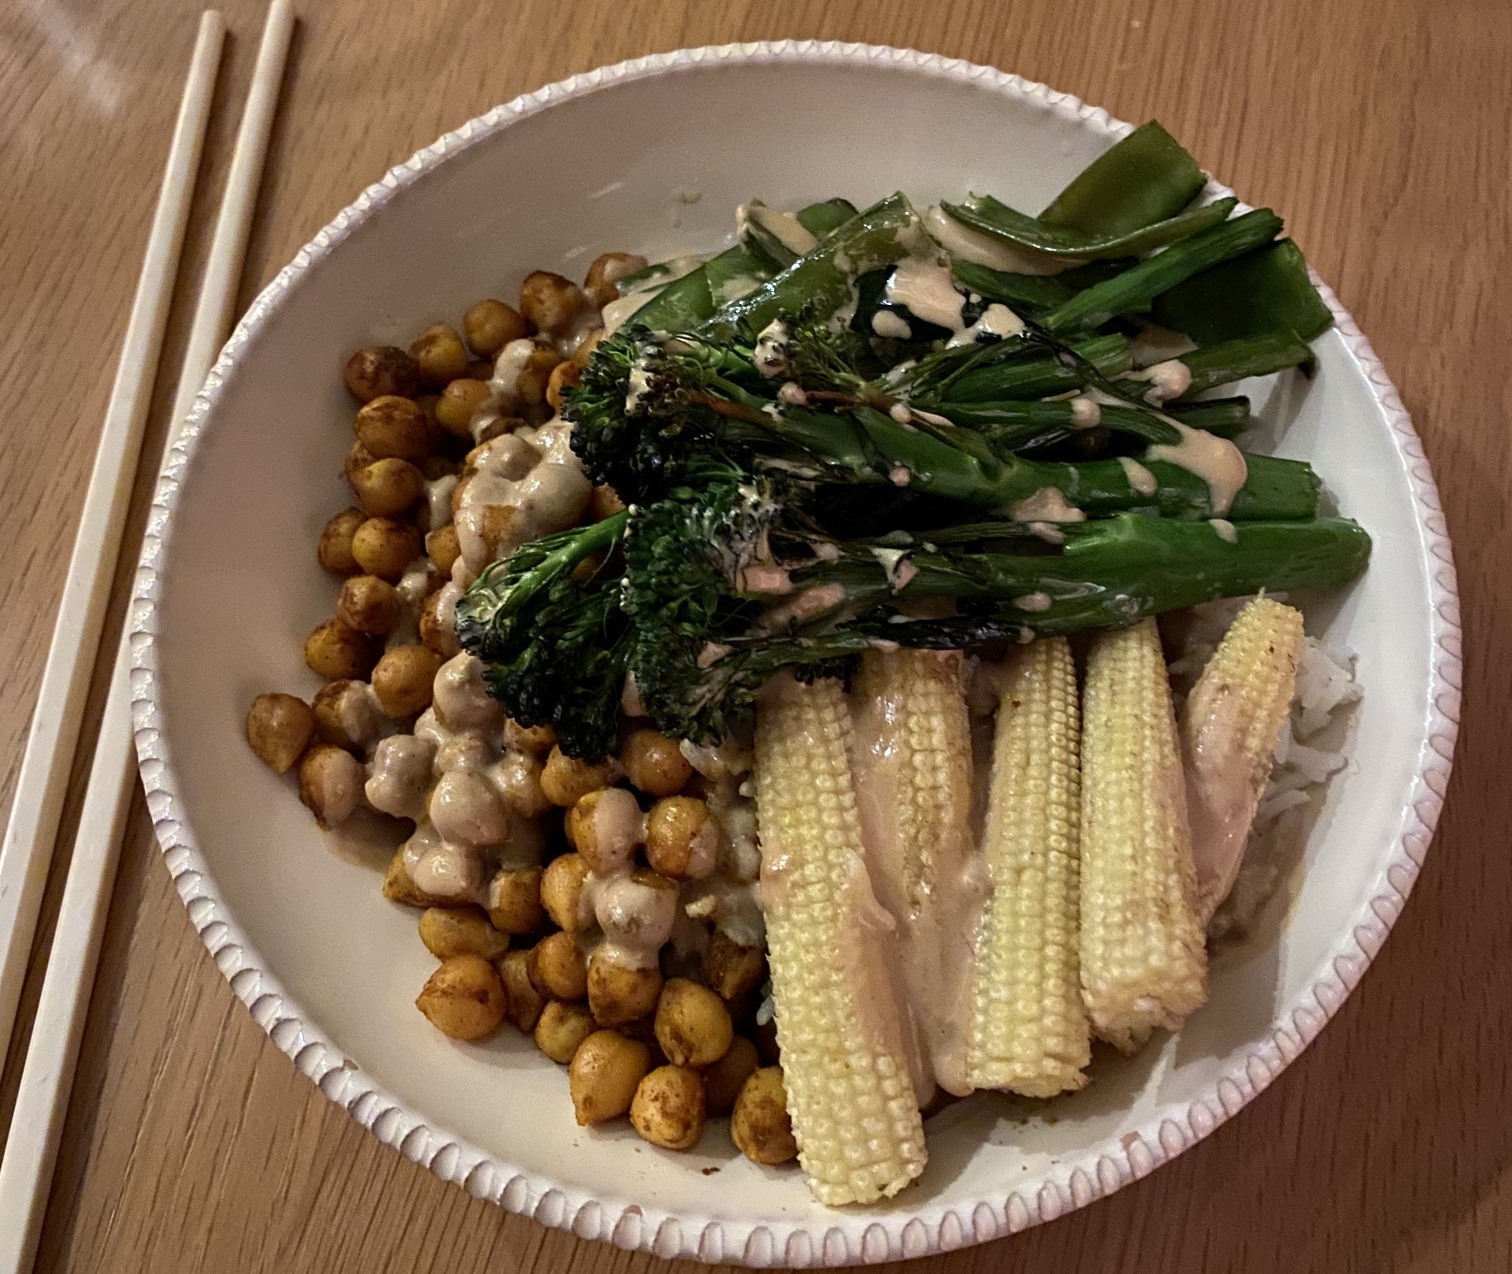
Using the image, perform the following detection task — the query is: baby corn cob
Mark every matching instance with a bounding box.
[1080,619,1207,1051]
[1181,597,1305,922]
[968,637,1090,1096]
[851,649,976,1099]
[754,673,928,1205]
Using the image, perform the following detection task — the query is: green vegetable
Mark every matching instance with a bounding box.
[1151,240,1333,344]
[454,512,631,759]
[1042,209,1283,332]
[934,394,1251,449]
[949,258,1129,313]
[1039,120,1209,237]
[912,333,1133,403]
[1163,332,1317,398]
[941,194,1236,262]
[795,197,860,239]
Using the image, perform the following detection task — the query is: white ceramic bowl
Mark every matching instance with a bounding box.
[131,43,1461,1266]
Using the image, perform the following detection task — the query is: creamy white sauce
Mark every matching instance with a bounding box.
[1209,517,1239,543]
[889,465,912,487]
[454,422,590,574]
[947,302,1025,347]
[1011,591,1053,612]
[1128,358,1192,404]
[1026,521,1067,545]
[777,381,809,406]
[1129,323,1199,367]
[601,292,649,336]
[752,320,790,377]
[1007,487,1086,523]
[1146,421,1249,516]
[871,309,913,340]
[1118,456,1160,498]
[1070,395,1102,429]
[425,475,457,531]
[755,581,847,632]
[737,203,819,257]
[885,257,965,331]
[468,338,540,441]
[922,204,1083,276]
[589,786,645,871]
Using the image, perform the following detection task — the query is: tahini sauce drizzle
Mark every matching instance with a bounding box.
[1146,421,1248,516]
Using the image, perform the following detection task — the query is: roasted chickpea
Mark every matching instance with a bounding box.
[645,796,718,880]
[354,394,430,463]
[545,360,581,412]
[335,574,402,635]
[587,949,664,1027]
[465,358,494,381]
[384,846,448,908]
[569,1030,651,1126]
[571,326,605,370]
[529,931,589,1001]
[418,905,510,962]
[622,729,693,798]
[493,749,550,818]
[303,619,373,681]
[590,484,626,521]
[311,679,383,752]
[630,1065,705,1150]
[701,1035,760,1117]
[419,589,462,660]
[541,853,590,934]
[464,298,530,357]
[540,747,618,807]
[434,378,493,439]
[344,345,420,402]
[409,322,470,387]
[534,1000,596,1064]
[519,270,587,337]
[351,516,422,581]
[371,644,442,717]
[654,978,734,1068]
[499,948,546,1032]
[297,744,364,828]
[731,1067,797,1164]
[704,931,767,1003]
[350,457,425,518]
[416,954,506,1041]
[317,507,366,576]
[345,439,379,482]
[513,342,561,407]
[245,692,315,774]
[565,787,644,874]
[486,866,545,934]
[583,252,648,309]
[425,524,461,577]
[504,719,556,755]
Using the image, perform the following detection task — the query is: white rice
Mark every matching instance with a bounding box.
[1167,598,1361,942]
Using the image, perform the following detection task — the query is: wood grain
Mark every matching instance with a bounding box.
[0,0,1507,1269]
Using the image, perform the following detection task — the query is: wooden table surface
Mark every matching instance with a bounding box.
[1,0,1507,1269]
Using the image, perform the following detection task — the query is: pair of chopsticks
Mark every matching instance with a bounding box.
[0,4,295,1268]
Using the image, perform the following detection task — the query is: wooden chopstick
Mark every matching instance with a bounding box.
[0,10,226,1070]
[0,5,295,1269]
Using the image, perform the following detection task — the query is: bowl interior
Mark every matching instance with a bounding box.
[145,52,1437,1245]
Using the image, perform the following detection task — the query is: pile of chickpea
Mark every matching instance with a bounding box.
[243,258,798,1168]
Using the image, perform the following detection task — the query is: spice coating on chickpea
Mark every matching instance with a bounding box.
[519,270,587,337]
[701,1035,760,1117]
[541,853,590,934]
[630,1065,706,1150]
[384,846,449,908]
[654,978,735,1068]
[645,796,718,880]
[297,745,364,828]
[504,719,556,755]
[336,574,402,635]
[587,949,664,1027]
[529,931,589,1001]
[409,323,470,387]
[344,345,420,402]
[351,516,422,581]
[425,524,461,576]
[566,787,645,874]
[354,395,430,463]
[589,484,626,522]
[416,954,507,1041]
[540,747,618,807]
[569,1030,652,1126]
[704,931,767,1002]
[371,644,443,717]
[434,378,493,439]
[622,729,693,797]
[731,1067,798,1165]
[318,507,366,576]
[303,619,373,681]
[499,948,546,1033]
[534,1000,596,1065]
[545,360,581,412]
[418,905,510,962]
[245,693,315,774]
[464,298,530,357]
[486,866,545,934]
[418,591,462,659]
[351,457,425,518]
[311,679,383,752]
